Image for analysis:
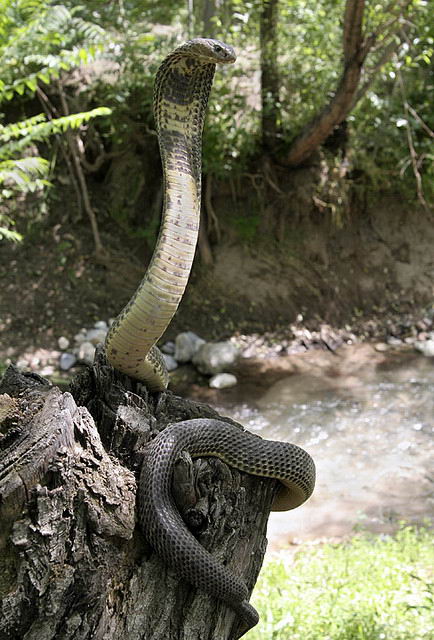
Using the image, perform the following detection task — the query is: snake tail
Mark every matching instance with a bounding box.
[105,39,236,391]
[139,419,316,633]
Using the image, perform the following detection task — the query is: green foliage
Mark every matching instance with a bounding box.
[350,1,434,204]
[1,0,433,241]
[0,0,112,242]
[0,108,111,159]
[0,1,106,99]
[249,524,434,640]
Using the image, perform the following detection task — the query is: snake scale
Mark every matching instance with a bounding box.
[105,39,316,634]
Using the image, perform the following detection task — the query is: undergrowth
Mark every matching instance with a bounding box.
[248,524,434,639]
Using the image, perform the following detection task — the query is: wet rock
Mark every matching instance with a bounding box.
[59,352,77,371]
[414,339,434,357]
[209,373,237,389]
[193,342,238,375]
[175,332,205,363]
[162,354,178,371]
[77,341,96,364]
[58,336,70,350]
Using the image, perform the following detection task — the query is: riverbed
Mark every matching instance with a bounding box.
[190,344,434,549]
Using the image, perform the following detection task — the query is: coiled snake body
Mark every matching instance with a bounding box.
[105,39,316,634]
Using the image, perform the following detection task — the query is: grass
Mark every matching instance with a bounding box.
[248,524,434,640]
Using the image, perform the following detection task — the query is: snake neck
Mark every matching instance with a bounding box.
[105,52,216,383]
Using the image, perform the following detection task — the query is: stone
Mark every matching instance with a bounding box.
[414,339,434,357]
[84,328,108,346]
[39,366,55,376]
[59,352,77,371]
[161,341,176,355]
[77,341,96,365]
[175,331,205,363]
[94,320,108,331]
[74,329,87,345]
[58,336,70,350]
[374,343,389,352]
[162,354,178,371]
[209,373,237,389]
[193,342,238,375]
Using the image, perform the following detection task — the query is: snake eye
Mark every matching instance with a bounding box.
[213,44,223,54]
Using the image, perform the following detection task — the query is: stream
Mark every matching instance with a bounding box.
[209,346,434,549]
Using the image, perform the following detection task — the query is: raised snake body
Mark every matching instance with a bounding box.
[105,39,316,634]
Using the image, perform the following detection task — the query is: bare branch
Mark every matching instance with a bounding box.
[80,149,124,173]
[36,87,83,217]
[407,104,434,139]
[397,69,430,210]
[57,81,105,256]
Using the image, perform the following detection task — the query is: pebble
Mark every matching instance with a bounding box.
[74,330,87,345]
[58,336,70,350]
[94,320,108,331]
[414,339,434,357]
[162,354,178,371]
[77,341,96,364]
[39,365,55,376]
[59,352,77,371]
[374,343,389,352]
[175,331,205,363]
[386,337,403,346]
[193,341,238,375]
[161,341,176,355]
[84,328,107,345]
[209,373,237,389]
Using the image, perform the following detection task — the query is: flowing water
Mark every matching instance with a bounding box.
[213,348,434,549]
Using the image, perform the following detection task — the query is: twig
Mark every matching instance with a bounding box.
[397,69,429,210]
[407,104,434,139]
[57,81,105,256]
[204,174,221,242]
[36,87,83,217]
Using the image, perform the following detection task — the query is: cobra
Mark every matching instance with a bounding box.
[105,39,315,635]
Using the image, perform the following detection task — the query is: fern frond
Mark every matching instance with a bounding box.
[0,107,112,157]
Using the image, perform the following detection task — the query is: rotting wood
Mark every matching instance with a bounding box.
[0,350,277,640]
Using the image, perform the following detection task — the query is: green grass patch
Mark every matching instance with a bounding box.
[248,524,434,640]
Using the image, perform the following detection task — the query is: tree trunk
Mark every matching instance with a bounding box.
[260,0,280,150]
[285,0,366,166]
[0,350,276,640]
[203,0,217,36]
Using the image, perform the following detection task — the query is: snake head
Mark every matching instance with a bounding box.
[180,38,236,65]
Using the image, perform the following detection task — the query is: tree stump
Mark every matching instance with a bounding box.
[0,348,277,640]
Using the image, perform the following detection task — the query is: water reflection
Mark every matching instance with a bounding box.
[218,354,434,548]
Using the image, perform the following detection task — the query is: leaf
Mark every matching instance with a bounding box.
[25,77,38,92]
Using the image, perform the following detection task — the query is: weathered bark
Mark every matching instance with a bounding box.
[0,350,276,640]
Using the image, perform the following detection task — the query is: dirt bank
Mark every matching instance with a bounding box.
[0,192,433,366]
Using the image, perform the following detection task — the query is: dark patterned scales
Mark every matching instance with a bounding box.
[139,419,316,633]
